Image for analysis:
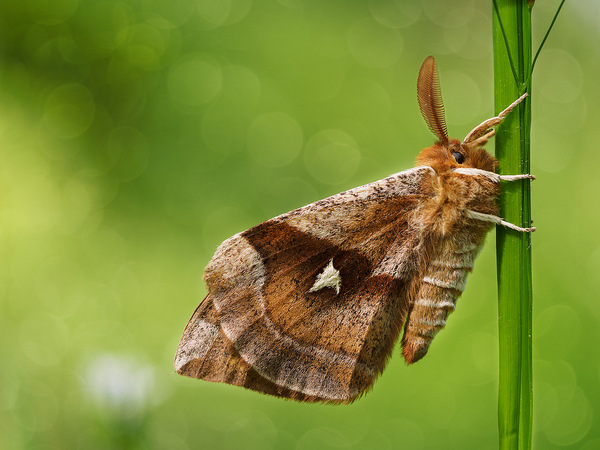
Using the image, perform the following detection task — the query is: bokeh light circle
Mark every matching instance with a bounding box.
[369,0,421,29]
[348,18,403,69]
[304,129,361,185]
[247,112,303,168]
[42,83,95,140]
[168,54,222,107]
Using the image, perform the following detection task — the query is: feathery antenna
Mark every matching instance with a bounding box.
[417,56,449,144]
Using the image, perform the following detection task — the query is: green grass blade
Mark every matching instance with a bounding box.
[493,0,520,88]
[492,1,533,449]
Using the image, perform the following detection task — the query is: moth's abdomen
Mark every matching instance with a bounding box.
[401,238,483,364]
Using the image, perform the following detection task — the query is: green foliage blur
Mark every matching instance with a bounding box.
[1,1,598,449]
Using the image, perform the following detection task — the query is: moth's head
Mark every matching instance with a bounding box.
[415,138,499,174]
[415,56,512,175]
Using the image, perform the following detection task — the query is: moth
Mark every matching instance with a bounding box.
[174,56,535,403]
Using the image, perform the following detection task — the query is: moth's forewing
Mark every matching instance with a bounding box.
[175,167,431,402]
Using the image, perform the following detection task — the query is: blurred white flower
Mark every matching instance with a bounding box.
[83,353,155,419]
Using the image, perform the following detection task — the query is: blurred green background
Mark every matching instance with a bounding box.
[0,0,597,449]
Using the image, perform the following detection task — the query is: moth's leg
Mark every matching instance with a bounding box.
[466,210,535,233]
[498,174,535,181]
[462,94,529,145]
[453,168,535,183]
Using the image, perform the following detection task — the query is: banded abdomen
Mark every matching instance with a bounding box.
[401,232,489,363]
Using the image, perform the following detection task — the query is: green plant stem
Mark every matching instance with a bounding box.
[492,1,533,450]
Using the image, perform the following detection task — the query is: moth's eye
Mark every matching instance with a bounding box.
[452,152,465,164]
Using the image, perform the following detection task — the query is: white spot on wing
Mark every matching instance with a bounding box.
[213,239,374,399]
[309,258,342,294]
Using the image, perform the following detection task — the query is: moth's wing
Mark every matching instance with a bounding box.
[175,295,324,402]
[176,166,432,403]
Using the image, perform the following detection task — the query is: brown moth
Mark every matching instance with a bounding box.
[174,56,535,404]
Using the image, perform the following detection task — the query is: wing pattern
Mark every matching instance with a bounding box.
[175,167,434,402]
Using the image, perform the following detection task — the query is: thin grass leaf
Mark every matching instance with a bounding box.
[527,0,567,83]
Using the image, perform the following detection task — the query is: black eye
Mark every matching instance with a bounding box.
[452,152,465,164]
